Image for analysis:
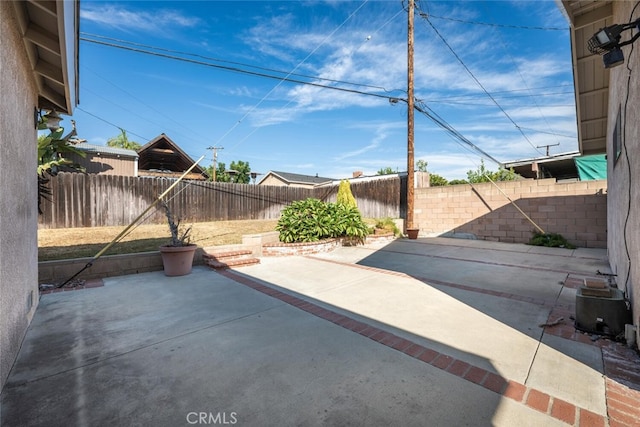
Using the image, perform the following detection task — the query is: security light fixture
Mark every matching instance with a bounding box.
[588,19,640,68]
[603,47,625,69]
[44,110,62,131]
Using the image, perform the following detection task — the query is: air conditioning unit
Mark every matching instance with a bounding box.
[575,281,631,336]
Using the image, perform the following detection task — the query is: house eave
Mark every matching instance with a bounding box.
[559,0,612,156]
[13,0,79,115]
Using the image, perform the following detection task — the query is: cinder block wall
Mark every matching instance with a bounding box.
[414,179,607,248]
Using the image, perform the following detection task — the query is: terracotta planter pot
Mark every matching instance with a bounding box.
[406,228,419,239]
[159,245,197,276]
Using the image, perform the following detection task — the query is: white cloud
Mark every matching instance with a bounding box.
[81,5,200,32]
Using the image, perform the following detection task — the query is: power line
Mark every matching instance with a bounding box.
[416,9,544,156]
[80,33,401,96]
[414,101,503,166]
[211,0,372,147]
[78,42,507,172]
[224,4,407,154]
[425,14,568,31]
[481,3,561,148]
[518,127,576,139]
[76,107,151,141]
[81,65,210,145]
[80,37,397,102]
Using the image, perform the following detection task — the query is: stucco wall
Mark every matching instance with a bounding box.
[414,179,607,248]
[0,2,40,388]
[606,2,640,344]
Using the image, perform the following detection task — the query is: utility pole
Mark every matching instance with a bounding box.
[207,146,223,181]
[406,0,415,233]
[537,143,560,156]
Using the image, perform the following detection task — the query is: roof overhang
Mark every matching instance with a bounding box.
[12,0,79,115]
[559,0,613,155]
[504,151,581,180]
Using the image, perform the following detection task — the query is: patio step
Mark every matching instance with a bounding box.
[203,249,260,269]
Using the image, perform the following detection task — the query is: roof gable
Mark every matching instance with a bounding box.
[137,134,207,177]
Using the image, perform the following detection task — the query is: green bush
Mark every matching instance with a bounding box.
[527,232,576,249]
[276,198,369,243]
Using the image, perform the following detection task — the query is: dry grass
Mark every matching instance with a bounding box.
[38,219,279,261]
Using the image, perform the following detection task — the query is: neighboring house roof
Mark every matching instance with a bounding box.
[12,1,79,114]
[137,134,208,178]
[560,1,611,155]
[258,171,333,186]
[74,143,138,159]
[504,151,581,181]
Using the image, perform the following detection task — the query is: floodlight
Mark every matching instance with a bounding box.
[588,19,640,68]
[603,47,625,69]
[588,25,623,54]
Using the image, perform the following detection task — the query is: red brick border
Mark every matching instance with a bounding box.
[218,269,608,426]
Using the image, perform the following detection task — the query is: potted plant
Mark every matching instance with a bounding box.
[159,201,197,276]
[406,227,420,239]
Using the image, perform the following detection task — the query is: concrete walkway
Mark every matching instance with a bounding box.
[2,237,639,426]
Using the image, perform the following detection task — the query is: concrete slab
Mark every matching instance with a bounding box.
[6,268,282,385]
[2,268,563,427]
[526,334,606,415]
[242,257,547,383]
[2,238,618,426]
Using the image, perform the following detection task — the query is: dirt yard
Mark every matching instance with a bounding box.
[38,219,279,261]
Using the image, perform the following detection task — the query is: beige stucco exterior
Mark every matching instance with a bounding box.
[0,1,40,388]
[1,0,78,389]
[561,0,640,347]
[605,1,640,344]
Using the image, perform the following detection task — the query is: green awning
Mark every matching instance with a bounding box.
[574,154,607,181]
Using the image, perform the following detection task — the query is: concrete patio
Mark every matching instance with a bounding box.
[2,237,640,426]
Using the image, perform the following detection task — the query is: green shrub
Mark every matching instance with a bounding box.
[276,198,369,243]
[429,173,448,187]
[527,232,576,249]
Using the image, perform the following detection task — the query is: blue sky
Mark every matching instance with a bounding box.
[74,0,576,181]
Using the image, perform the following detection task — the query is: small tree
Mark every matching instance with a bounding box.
[466,159,520,183]
[337,180,357,209]
[208,160,251,183]
[37,120,86,213]
[229,160,251,184]
[377,167,395,175]
[448,179,469,185]
[106,128,141,150]
[429,173,448,186]
[415,159,448,186]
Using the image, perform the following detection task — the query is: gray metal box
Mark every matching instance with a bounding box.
[575,287,631,336]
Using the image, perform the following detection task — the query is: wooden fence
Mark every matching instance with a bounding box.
[38,173,405,229]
